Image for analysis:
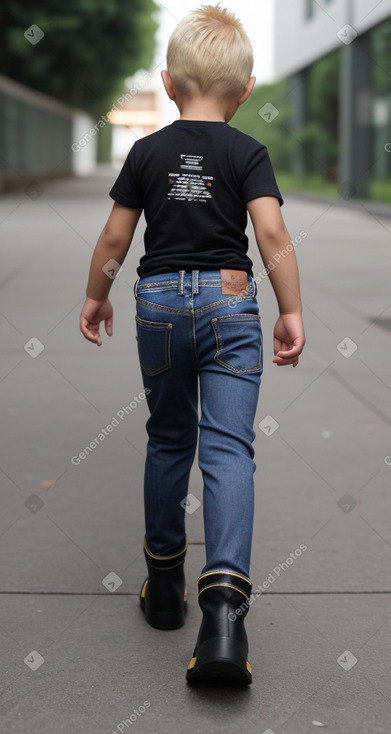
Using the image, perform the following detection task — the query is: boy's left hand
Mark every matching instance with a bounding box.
[273,313,305,367]
[80,298,113,346]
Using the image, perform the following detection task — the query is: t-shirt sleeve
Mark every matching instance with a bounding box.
[239,140,283,207]
[109,144,143,208]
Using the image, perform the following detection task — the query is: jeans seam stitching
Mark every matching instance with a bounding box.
[195,296,257,316]
[137,297,191,315]
[211,317,262,374]
[213,356,262,374]
[136,317,172,376]
[191,310,198,370]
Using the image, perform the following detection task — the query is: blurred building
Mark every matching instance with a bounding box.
[107,82,160,166]
[274,0,391,197]
[0,74,97,192]
[0,71,160,190]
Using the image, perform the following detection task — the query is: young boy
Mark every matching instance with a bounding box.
[80,5,305,685]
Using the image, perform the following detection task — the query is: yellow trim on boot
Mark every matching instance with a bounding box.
[140,579,148,599]
[246,661,252,675]
[187,657,197,671]
[143,537,188,560]
[198,570,252,585]
[198,582,249,600]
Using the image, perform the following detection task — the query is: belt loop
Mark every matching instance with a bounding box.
[178,270,185,296]
[191,270,199,295]
[133,277,140,299]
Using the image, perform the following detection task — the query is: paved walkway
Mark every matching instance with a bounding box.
[1,168,391,733]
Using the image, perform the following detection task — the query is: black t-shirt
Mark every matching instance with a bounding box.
[109,120,283,278]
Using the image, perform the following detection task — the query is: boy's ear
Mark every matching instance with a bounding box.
[237,76,256,105]
[161,70,176,100]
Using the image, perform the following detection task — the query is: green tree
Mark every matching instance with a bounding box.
[232,50,340,181]
[0,0,158,117]
[371,16,391,180]
[301,49,340,180]
[231,78,294,173]
[372,16,391,96]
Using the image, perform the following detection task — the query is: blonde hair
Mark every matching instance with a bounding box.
[166,4,253,99]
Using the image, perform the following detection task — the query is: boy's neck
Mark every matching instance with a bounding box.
[178,96,235,123]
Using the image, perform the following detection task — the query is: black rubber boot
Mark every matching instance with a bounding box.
[186,570,252,685]
[139,538,187,630]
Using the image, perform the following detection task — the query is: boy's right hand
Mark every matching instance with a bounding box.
[80,297,113,347]
[273,313,305,368]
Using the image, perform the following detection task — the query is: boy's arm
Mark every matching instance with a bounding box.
[80,202,142,346]
[247,196,305,367]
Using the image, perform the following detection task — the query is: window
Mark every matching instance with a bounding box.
[306,0,333,21]
[305,0,314,20]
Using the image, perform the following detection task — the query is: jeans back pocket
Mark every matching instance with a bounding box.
[211,314,262,374]
[135,315,173,376]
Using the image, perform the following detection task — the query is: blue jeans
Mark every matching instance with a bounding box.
[134,270,263,579]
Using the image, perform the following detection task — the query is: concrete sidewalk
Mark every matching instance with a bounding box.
[1,168,391,733]
[282,189,391,221]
